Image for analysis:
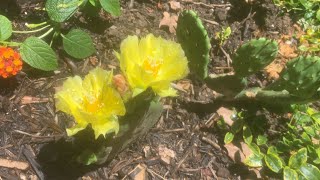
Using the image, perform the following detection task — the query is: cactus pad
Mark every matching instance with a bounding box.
[176,10,211,79]
[233,38,278,77]
[267,56,320,99]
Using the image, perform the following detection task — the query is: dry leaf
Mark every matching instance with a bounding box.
[158,145,176,164]
[224,142,252,163]
[129,164,147,180]
[159,12,178,34]
[169,1,181,10]
[217,107,234,126]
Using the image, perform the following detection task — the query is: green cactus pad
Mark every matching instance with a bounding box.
[267,56,320,99]
[176,10,211,79]
[233,38,278,77]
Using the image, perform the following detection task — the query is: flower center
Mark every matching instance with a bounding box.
[83,97,104,113]
[142,57,162,76]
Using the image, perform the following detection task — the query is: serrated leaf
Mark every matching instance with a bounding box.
[265,153,283,173]
[224,132,234,144]
[284,167,299,180]
[45,0,80,22]
[299,163,320,180]
[99,0,121,16]
[289,148,308,169]
[243,125,252,144]
[20,37,58,71]
[244,153,263,167]
[257,135,268,145]
[62,29,95,59]
[0,15,12,41]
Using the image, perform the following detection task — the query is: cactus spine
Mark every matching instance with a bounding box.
[176,10,211,79]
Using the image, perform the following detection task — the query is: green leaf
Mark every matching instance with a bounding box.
[20,37,58,71]
[224,132,234,144]
[317,10,320,21]
[299,163,320,180]
[303,126,316,137]
[267,146,278,155]
[0,15,12,41]
[257,135,268,145]
[264,153,283,173]
[62,29,95,59]
[89,0,97,6]
[231,118,244,133]
[243,125,253,144]
[284,167,299,180]
[99,0,121,16]
[244,153,263,167]
[289,148,308,169]
[248,143,261,155]
[45,0,80,22]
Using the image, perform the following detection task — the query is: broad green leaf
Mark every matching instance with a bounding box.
[224,132,234,144]
[257,135,268,145]
[284,167,299,180]
[267,146,278,155]
[244,153,263,167]
[248,143,261,155]
[89,0,97,6]
[231,118,243,133]
[62,29,95,59]
[265,153,283,173]
[301,132,312,143]
[0,15,12,41]
[99,0,121,16]
[299,163,320,180]
[45,0,80,22]
[303,126,316,137]
[311,112,320,124]
[317,10,320,21]
[289,148,308,169]
[20,37,58,71]
[243,125,252,144]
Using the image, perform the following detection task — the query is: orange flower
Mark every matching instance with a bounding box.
[0,47,23,78]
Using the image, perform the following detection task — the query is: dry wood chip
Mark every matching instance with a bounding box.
[0,158,29,170]
[169,1,181,10]
[216,107,234,126]
[159,12,178,34]
[158,145,176,165]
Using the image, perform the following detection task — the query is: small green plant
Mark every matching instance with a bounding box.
[215,26,232,46]
[0,0,121,71]
[177,10,320,105]
[221,104,320,179]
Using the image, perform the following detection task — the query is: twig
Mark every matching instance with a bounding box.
[163,128,186,133]
[23,146,44,180]
[171,142,195,175]
[0,158,29,170]
[202,19,219,26]
[201,136,221,150]
[147,168,166,180]
[220,46,232,67]
[181,0,232,8]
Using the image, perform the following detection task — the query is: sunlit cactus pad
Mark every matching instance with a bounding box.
[176,10,211,79]
[233,38,278,77]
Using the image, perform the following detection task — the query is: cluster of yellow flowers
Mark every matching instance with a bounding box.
[55,34,189,138]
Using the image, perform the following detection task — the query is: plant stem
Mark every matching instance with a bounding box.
[12,25,51,34]
[0,41,21,46]
[26,21,48,29]
[38,28,54,39]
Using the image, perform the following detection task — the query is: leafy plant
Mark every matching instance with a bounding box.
[221,104,320,179]
[215,26,232,46]
[177,10,320,105]
[0,0,121,71]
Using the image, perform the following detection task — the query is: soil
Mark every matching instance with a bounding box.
[0,0,296,179]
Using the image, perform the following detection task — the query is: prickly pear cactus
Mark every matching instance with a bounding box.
[176,10,211,79]
[267,56,320,99]
[233,38,278,77]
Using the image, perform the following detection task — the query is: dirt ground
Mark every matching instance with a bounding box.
[0,0,295,179]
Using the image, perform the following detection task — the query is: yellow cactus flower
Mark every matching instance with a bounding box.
[55,67,126,139]
[115,34,189,97]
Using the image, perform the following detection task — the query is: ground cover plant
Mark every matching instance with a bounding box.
[1,0,320,179]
